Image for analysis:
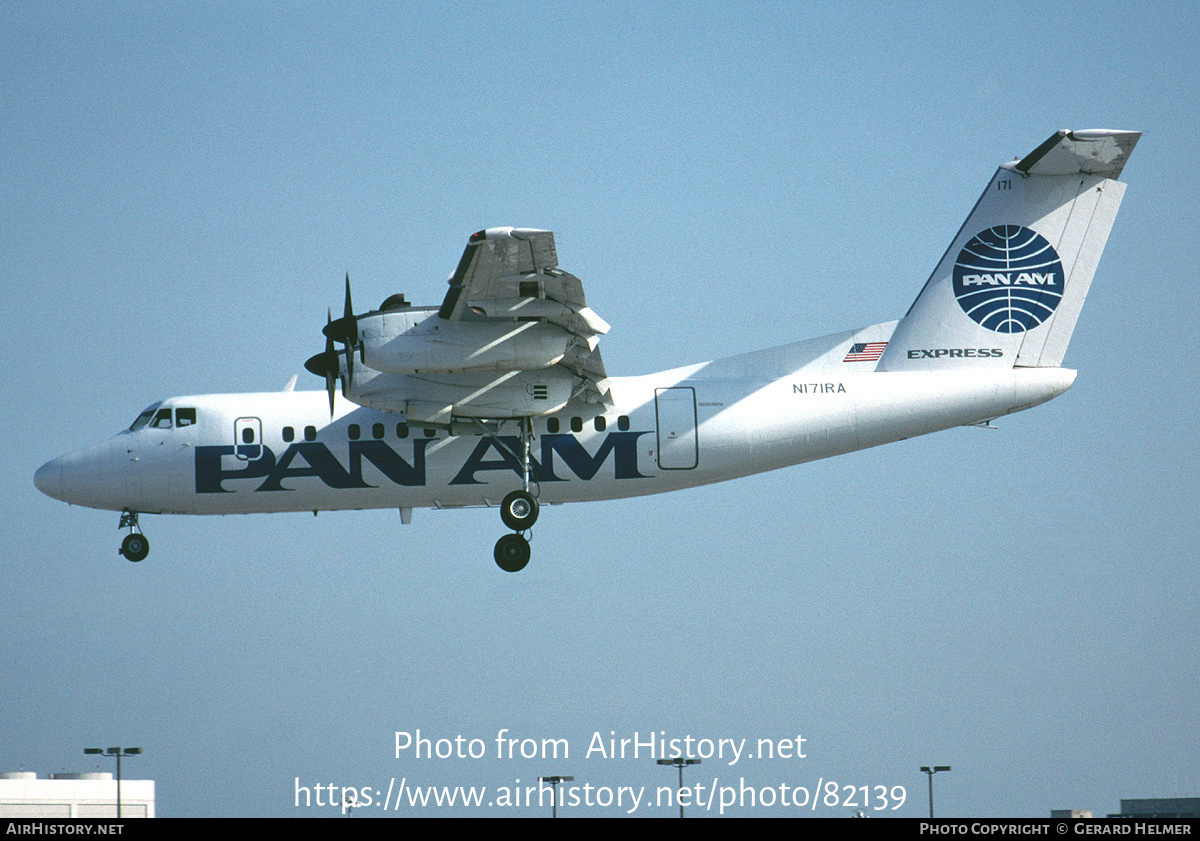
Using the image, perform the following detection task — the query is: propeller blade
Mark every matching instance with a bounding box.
[321,273,359,345]
[324,309,336,416]
[311,274,358,416]
[343,274,356,385]
[303,310,340,417]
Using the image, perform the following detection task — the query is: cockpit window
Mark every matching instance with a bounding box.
[129,403,162,432]
[128,403,196,432]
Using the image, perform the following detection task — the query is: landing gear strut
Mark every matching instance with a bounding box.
[493,418,539,573]
[118,510,149,562]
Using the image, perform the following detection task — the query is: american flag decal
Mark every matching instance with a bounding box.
[843,342,887,362]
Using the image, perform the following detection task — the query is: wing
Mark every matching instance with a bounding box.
[438,227,612,407]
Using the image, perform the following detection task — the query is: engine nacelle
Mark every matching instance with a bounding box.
[357,308,573,375]
[345,365,576,424]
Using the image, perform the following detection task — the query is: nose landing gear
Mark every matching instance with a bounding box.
[118,510,149,562]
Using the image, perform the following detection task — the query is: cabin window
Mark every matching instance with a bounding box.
[283,426,295,443]
[570,417,582,433]
[176,408,196,427]
[396,423,409,438]
[373,423,385,439]
[241,427,255,444]
[348,424,360,440]
[618,415,630,431]
[424,428,436,438]
[547,418,560,434]
[594,416,606,432]
[304,426,317,441]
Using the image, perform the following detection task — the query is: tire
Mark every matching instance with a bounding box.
[494,533,531,573]
[120,533,150,562]
[500,489,539,531]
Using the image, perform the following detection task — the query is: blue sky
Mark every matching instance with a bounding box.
[3,1,1197,817]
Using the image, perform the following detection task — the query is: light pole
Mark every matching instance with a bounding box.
[919,765,951,818]
[84,747,142,818]
[657,757,700,818]
[538,775,574,818]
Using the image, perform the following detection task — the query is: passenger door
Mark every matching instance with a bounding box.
[234,416,264,461]
[654,387,698,470]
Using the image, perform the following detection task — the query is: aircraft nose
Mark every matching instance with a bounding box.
[34,439,138,511]
[34,458,63,501]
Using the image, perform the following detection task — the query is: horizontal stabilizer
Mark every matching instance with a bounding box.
[1015,129,1140,178]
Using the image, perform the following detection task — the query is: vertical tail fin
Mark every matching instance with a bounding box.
[879,129,1140,371]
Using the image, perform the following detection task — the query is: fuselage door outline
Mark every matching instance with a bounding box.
[654,386,698,470]
[234,417,264,461]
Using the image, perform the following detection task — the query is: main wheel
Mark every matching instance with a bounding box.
[500,489,539,531]
[120,533,150,562]
[494,533,531,573]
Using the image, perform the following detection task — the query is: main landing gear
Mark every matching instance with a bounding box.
[494,488,538,572]
[492,419,540,573]
[118,510,149,562]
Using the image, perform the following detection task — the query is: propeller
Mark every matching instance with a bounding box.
[307,274,360,417]
[304,309,340,416]
[322,273,358,387]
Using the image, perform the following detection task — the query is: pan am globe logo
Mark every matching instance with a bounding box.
[952,225,1065,333]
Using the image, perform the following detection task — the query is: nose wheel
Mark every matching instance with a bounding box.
[118,511,150,562]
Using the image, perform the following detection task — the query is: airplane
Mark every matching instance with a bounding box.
[34,128,1140,572]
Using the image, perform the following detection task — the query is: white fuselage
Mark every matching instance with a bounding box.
[34,325,1076,517]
